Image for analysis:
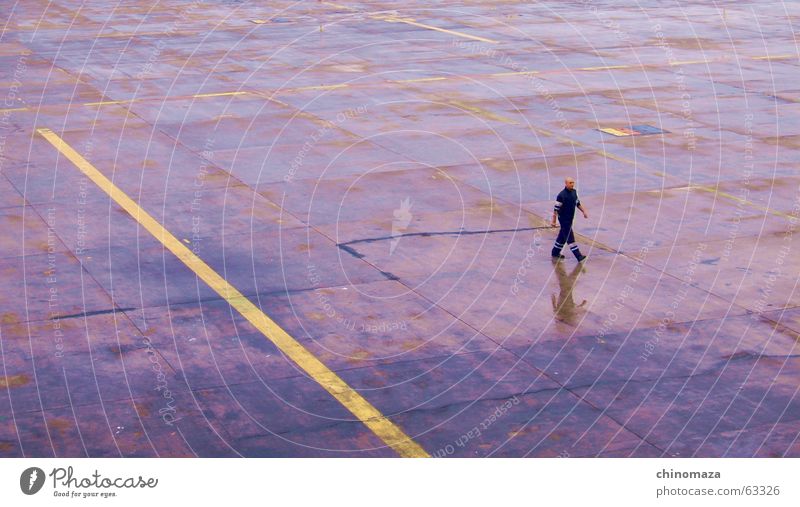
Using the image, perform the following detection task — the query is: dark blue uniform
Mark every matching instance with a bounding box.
[552,187,586,261]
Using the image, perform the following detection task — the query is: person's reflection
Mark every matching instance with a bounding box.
[551,260,587,325]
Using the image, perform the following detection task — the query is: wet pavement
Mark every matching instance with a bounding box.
[1,0,798,457]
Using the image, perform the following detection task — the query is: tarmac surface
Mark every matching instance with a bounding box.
[1,0,799,457]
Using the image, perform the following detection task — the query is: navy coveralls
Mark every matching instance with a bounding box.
[551,187,585,260]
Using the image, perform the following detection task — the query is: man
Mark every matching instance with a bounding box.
[551,176,588,262]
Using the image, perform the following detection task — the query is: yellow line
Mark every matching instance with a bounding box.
[84,91,251,108]
[751,54,794,60]
[35,127,429,459]
[577,65,630,71]
[534,118,789,223]
[379,15,498,44]
[527,124,581,147]
[261,95,290,107]
[94,30,198,39]
[395,77,448,83]
[322,1,357,11]
[10,51,800,116]
[646,185,794,220]
[521,121,791,222]
[449,100,518,125]
[322,1,497,43]
[191,91,248,98]
[670,59,710,66]
[490,71,539,77]
[596,150,636,164]
[84,99,133,106]
[0,107,30,113]
[691,185,797,220]
[291,84,349,92]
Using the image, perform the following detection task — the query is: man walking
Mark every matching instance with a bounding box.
[551,176,588,262]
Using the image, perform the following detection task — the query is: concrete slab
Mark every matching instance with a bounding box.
[2,0,799,457]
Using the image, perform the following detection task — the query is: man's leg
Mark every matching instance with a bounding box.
[552,225,568,258]
[567,229,586,262]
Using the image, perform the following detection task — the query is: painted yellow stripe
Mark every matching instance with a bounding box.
[36,127,429,459]
[84,99,133,106]
[597,150,636,164]
[322,2,498,43]
[291,84,349,92]
[396,77,448,83]
[490,71,539,77]
[554,118,790,224]
[449,100,518,125]
[751,54,794,60]
[94,30,199,39]
[643,185,794,220]
[670,59,710,66]
[379,15,498,44]
[9,51,799,116]
[572,127,792,220]
[85,91,250,108]
[261,95,290,107]
[191,91,248,98]
[322,1,357,11]
[691,185,797,220]
[578,65,630,71]
[0,107,30,113]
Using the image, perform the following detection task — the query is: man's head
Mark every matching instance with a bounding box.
[565,177,576,190]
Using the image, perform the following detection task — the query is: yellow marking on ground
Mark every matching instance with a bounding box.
[84,99,133,106]
[597,150,636,164]
[449,100,518,125]
[751,54,794,60]
[322,1,358,11]
[94,29,207,39]
[490,70,540,77]
[10,51,798,116]
[379,15,499,44]
[577,65,630,71]
[396,77,448,83]
[84,91,252,108]
[650,185,795,220]
[526,121,638,167]
[0,374,30,388]
[291,84,349,92]
[192,91,248,98]
[527,125,580,147]
[323,1,497,43]
[551,124,792,220]
[691,185,797,220]
[36,127,429,459]
[669,59,711,66]
[260,95,290,107]
[0,107,30,113]
[11,22,72,31]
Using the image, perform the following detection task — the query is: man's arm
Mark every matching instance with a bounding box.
[577,202,588,219]
[552,196,562,227]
